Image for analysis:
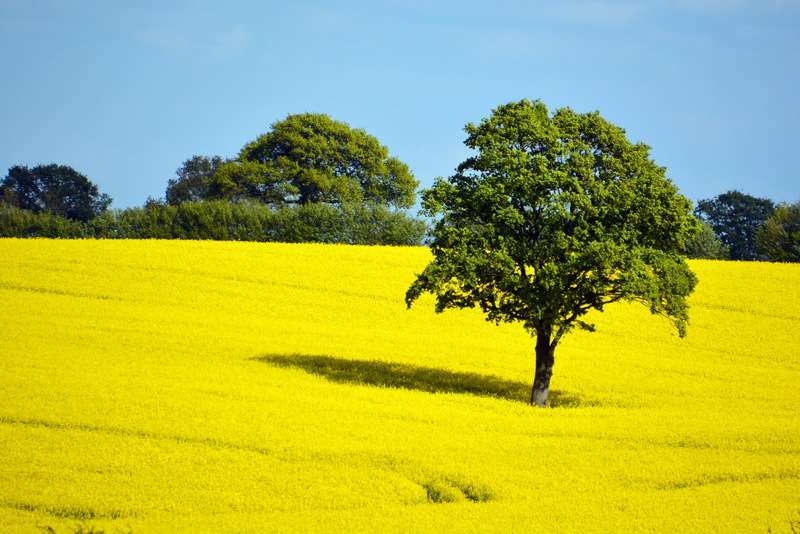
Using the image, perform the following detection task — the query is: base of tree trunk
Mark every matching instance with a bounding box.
[530,364,553,407]
[531,386,549,407]
[530,332,555,407]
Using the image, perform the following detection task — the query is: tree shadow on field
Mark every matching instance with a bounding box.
[256,354,593,407]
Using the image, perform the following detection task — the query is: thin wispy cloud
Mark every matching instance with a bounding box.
[139,25,249,61]
[529,0,800,22]
[540,0,646,25]
[471,0,799,63]
[664,0,800,12]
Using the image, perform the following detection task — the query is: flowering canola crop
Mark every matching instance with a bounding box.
[0,238,798,533]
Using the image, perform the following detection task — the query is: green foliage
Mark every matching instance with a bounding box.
[695,190,774,260]
[171,199,266,241]
[94,203,177,239]
[406,100,698,404]
[1,164,112,222]
[215,113,418,208]
[755,201,800,262]
[165,155,225,205]
[685,219,729,259]
[266,202,426,245]
[0,203,86,237]
[208,160,295,205]
[0,201,425,246]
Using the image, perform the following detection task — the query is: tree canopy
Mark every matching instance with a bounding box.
[0,164,112,222]
[166,155,225,205]
[685,219,729,259]
[695,190,774,260]
[755,201,800,262]
[210,113,418,208]
[405,100,698,406]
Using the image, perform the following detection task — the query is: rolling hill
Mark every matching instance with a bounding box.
[0,238,798,532]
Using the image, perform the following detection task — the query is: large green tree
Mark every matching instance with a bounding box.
[211,113,418,208]
[0,164,111,222]
[695,191,774,260]
[755,201,800,262]
[406,100,698,407]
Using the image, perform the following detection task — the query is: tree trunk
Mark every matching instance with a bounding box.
[530,329,555,407]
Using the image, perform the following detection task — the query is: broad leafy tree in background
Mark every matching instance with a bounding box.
[685,219,729,259]
[166,155,225,205]
[211,113,418,208]
[208,160,294,204]
[756,201,800,262]
[695,191,774,260]
[0,164,111,222]
[406,100,698,406]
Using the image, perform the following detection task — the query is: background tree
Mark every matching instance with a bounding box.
[213,113,418,208]
[405,100,698,407]
[166,155,224,205]
[685,219,729,259]
[0,164,111,222]
[208,160,295,205]
[695,190,774,260]
[755,201,800,262]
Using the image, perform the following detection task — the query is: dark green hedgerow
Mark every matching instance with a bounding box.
[0,201,426,246]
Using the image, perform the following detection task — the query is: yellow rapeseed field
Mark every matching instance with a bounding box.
[0,238,798,533]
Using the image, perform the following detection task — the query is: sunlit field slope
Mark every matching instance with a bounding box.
[1,239,799,533]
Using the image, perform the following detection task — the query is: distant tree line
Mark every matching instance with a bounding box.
[687,190,799,262]
[0,113,425,246]
[1,113,798,258]
[0,201,425,245]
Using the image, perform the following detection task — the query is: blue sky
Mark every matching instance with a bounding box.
[1,0,798,209]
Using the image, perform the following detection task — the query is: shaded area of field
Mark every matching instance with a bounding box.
[259,353,591,407]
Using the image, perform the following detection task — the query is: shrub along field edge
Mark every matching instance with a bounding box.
[0,201,427,246]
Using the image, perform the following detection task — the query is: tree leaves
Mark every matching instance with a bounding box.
[695,191,774,260]
[407,99,698,348]
[235,113,418,208]
[0,164,111,222]
[756,201,800,262]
